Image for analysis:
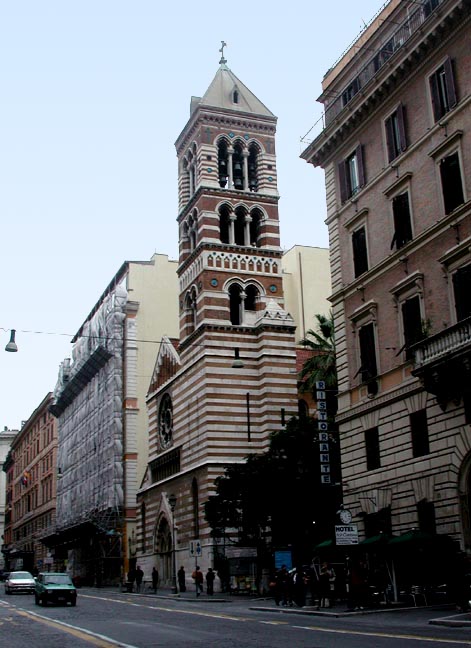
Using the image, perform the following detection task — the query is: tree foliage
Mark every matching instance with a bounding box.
[204,416,340,562]
[298,311,337,392]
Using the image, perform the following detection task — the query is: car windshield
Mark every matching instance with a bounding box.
[43,574,72,585]
[11,572,33,580]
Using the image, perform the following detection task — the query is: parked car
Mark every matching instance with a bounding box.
[5,571,36,594]
[35,572,77,606]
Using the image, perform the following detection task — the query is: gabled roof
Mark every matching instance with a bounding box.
[191,63,275,118]
[147,336,180,396]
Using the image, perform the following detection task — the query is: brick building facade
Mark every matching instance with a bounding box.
[302,0,471,560]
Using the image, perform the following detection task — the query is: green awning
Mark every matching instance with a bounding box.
[359,533,393,546]
[388,530,453,546]
[314,539,333,549]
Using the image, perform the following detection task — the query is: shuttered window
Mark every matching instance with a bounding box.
[385,104,407,162]
[391,192,412,250]
[365,427,381,471]
[440,152,464,214]
[352,227,368,277]
[452,265,471,322]
[401,296,423,360]
[359,323,378,383]
[430,57,457,121]
[338,145,365,202]
[410,409,430,457]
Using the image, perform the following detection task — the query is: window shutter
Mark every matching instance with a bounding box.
[444,57,457,109]
[359,323,377,381]
[356,144,365,187]
[429,72,441,121]
[397,103,407,152]
[385,115,395,163]
[338,160,348,203]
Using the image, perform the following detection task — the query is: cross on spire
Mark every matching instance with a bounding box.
[219,40,227,65]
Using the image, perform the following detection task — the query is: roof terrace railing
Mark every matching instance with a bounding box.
[323,0,443,127]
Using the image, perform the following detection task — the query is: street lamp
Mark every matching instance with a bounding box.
[168,493,178,594]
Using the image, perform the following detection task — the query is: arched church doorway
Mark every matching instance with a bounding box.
[155,517,173,585]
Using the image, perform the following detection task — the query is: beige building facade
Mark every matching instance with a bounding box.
[48,254,179,584]
[302,0,471,552]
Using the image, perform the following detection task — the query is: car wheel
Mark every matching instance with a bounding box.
[40,596,46,606]
[5,587,10,594]
[71,599,77,607]
[34,593,39,605]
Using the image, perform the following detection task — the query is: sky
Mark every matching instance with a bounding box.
[0,0,385,430]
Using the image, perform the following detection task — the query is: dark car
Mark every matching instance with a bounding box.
[5,571,35,594]
[34,572,77,606]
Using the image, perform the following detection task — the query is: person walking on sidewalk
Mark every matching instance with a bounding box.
[135,565,144,593]
[192,566,204,596]
[152,567,159,594]
[178,566,186,593]
[206,568,215,595]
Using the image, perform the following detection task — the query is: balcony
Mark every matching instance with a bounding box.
[412,317,471,407]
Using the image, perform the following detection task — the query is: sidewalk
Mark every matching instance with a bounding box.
[93,585,471,625]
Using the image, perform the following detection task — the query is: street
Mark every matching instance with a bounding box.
[1,588,470,648]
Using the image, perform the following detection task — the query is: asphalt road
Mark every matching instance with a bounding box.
[1,587,471,648]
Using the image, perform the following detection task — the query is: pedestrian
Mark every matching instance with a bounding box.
[178,566,186,593]
[318,561,334,608]
[135,565,144,593]
[292,566,306,607]
[192,565,204,596]
[206,568,215,595]
[349,559,368,610]
[152,567,159,594]
[127,566,136,592]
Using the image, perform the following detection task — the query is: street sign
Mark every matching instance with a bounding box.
[335,524,359,545]
[189,539,202,557]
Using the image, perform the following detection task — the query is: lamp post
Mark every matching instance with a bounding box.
[168,493,178,594]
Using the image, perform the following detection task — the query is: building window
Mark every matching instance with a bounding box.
[365,426,381,470]
[401,295,423,360]
[463,391,471,425]
[410,409,429,457]
[423,0,439,18]
[429,57,457,122]
[385,104,407,162]
[391,192,413,250]
[339,145,365,202]
[352,226,369,277]
[364,506,392,536]
[417,499,436,534]
[440,152,464,215]
[342,77,360,106]
[358,322,378,394]
[452,265,471,321]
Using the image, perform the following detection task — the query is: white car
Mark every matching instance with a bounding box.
[5,571,36,594]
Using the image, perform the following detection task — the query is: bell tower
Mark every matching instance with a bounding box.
[142,50,298,577]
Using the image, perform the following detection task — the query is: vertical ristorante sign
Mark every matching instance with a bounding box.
[316,380,331,485]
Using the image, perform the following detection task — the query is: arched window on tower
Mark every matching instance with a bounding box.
[248,143,259,192]
[219,204,231,244]
[185,290,197,333]
[234,206,246,246]
[245,284,259,312]
[233,89,239,104]
[229,284,243,325]
[249,208,263,247]
[218,139,229,188]
[188,211,197,251]
[191,477,199,538]
[232,143,244,190]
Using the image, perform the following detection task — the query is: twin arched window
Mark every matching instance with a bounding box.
[218,139,260,192]
[229,283,260,325]
[219,205,262,247]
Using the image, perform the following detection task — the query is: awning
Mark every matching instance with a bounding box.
[359,533,393,546]
[388,530,454,547]
[314,539,333,549]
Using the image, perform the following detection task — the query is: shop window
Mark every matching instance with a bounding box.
[417,499,436,534]
[410,409,429,457]
[429,57,457,122]
[452,264,471,321]
[339,145,365,202]
[391,191,412,250]
[365,426,381,470]
[385,104,407,162]
[352,226,369,277]
[401,295,423,360]
[440,152,464,214]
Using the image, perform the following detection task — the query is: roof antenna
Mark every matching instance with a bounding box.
[219,40,227,65]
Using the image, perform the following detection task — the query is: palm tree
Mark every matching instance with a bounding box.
[299,311,337,392]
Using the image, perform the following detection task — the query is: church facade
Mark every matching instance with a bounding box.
[136,54,300,587]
